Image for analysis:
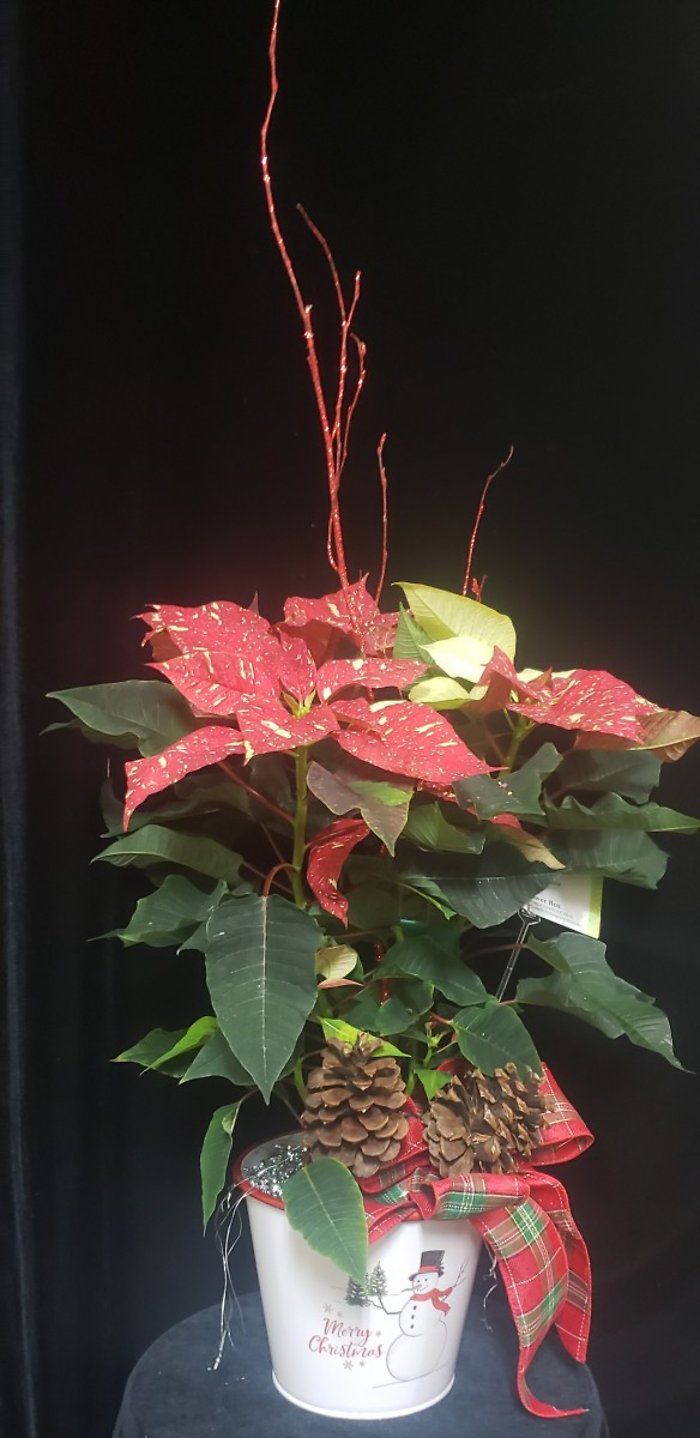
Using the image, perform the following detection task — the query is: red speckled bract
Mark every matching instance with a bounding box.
[283,577,397,655]
[509,668,646,739]
[276,633,318,703]
[124,725,244,828]
[235,699,339,758]
[316,656,426,700]
[150,651,270,715]
[331,697,491,784]
[139,599,271,654]
[471,648,546,713]
[306,817,370,922]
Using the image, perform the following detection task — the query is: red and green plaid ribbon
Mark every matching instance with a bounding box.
[359,1066,593,1420]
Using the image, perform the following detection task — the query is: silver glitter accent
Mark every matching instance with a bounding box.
[246,1140,309,1197]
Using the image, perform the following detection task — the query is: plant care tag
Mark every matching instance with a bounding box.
[524,873,603,938]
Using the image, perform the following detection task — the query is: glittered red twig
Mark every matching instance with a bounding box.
[297,205,362,469]
[340,333,367,476]
[261,0,351,592]
[375,432,389,603]
[297,204,364,577]
[262,0,389,609]
[461,444,514,598]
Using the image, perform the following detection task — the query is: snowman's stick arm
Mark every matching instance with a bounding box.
[371,1291,406,1314]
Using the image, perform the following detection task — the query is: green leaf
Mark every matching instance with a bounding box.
[423,634,510,684]
[380,935,488,1006]
[408,676,471,710]
[549,828,668,888]
[456,743,562,819]
[396,583,517,663]
[555,747,661,802]
[544,794,700,833]
[203,894,320,1102]
[46,681,194,756]
[392,605,432,662]
[414,1067,453,1100]
[346,978,433,1035]
[397,869,457,918]
[106,875,227,947]
[95,824,246,887]
[101,772,258,836]
[320,1018,409,1057]
[282,1157,368,1280]
[115,1027,190,1075]
[248,753,295,816]
[404,847,551,928]
[518,932,683,1067]
[149,1016,218,1070]
[200,1102,241,1229]
[99,774,126,835]
[490,823,565,870]
[346,884,402,929]
[181,1029,253,1087]
[307,761,412,855]
[402,802,485,854]
[453,1000,543,1077]
[397,916,464,955]
[315,944,360,980]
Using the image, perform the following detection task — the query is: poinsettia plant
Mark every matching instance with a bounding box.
[48,573,700,1228]
[48,0,700,1265]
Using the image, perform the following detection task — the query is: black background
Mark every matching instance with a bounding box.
[9,1,700,1434]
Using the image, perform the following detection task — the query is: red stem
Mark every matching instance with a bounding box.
[297,204,362,472]
[375,432,389,602]
[340,334,367,476]
[461,444,514,598]
[218,759,294,826]
[261,1,350,593]
[263,861,296,897]
[262,823,287,864]
[241,858,292,894]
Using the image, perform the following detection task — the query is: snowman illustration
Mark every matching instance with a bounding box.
[385,1250,465,1382]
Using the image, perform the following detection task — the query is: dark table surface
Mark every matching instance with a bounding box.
[112,1281,608,1438]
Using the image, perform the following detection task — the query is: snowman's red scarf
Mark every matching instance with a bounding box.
[412,1286,453,1313]
[358,1066,593,1420]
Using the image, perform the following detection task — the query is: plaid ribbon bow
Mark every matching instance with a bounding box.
[358,1065,593,1420]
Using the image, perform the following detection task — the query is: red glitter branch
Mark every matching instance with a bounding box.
[297,203,364,577]
[340,333,367,476]
[296,205,362,471]
[375,432,389,603]
[461,444,514,598]
[262,0,386,602]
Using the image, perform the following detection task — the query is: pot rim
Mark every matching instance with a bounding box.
[231,1128,306,1211]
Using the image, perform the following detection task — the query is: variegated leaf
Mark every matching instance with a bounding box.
[139,599,271,655]
[509,669,646,740]
[235,698,338,758]
[316,657,426,701]
[306,818,370,922]
[124,726,245,828]
[331,697,491,786]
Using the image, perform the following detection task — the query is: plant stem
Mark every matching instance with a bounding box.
[291,747,309,907]
[504,717,531,772]
[274,1082,303,1121]
[218,759,294,826]
[262,862,296,898]
[241,858,292,894]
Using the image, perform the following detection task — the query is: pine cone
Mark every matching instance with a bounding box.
[301,1036,409,1179]
[425,1064,549,1177]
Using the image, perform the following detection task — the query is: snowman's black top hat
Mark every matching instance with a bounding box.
[410,1249,445,1279]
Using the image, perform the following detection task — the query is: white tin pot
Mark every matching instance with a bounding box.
[235,1133,482,1420]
